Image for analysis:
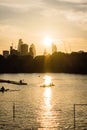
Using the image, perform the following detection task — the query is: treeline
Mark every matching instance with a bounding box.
[0,51,87,74]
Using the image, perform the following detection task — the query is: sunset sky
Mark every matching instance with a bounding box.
[0,0,87,55]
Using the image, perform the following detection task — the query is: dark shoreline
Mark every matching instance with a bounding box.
[0,51,87,74]
[0,72,87,75]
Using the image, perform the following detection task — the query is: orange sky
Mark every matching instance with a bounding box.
[0,0,87,55]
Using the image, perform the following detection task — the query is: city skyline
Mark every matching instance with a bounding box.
[0,0,87,55]
[2,38,58,58]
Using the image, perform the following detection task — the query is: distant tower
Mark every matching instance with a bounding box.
[18,39,23,54]
[21,44,28,56]
[10,46,13,55]
[52,43,57,54]
[29,43,36,58]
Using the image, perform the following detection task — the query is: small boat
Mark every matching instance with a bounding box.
[40,83,55,87]
[0,86,9,92]
[0,89,9,92]
[0,79,27,85]
[11,80,27,85]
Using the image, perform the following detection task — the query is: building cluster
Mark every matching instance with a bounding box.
[3,39,36,58]
[2,39,57,58]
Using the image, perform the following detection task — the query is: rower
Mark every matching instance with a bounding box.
[1,86,5,92]
[20,80,22,84]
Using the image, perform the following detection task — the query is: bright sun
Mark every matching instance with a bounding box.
[43,35,53,47]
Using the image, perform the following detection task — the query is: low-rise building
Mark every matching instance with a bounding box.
[3,50,9,58]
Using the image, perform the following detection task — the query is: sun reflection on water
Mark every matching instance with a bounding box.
[44,75,52,86]
[44,87,51,98]
[39,87,53,127]
[37,75,59,128]
[44,88,52,110]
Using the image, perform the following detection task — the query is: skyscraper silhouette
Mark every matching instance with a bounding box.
[52,43,57,54]
[18,39,23,54]
[21,44,28,55]
[29,43,36,58]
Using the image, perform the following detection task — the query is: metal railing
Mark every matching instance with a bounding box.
[74,104,87,130]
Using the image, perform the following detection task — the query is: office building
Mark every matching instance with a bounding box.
[29,44,36,58]
[21,44,28,55]
[18,39,23,54]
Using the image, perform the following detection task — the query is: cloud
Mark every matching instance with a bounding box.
[0,0,87,23]
[0,0,44,11]
[42,0,87,13]
[41,0,87,32]
[60,0,87,3]
[0,0,87,42]
[0,0,44,22]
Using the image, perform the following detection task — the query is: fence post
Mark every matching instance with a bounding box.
[13,103,15,120]
[74,104,76,130]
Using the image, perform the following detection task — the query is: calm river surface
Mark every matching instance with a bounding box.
[0,73,87,130]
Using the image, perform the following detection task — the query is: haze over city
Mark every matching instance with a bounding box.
[0,0,87,55]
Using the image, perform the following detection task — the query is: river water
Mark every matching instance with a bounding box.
[0,73,87,130]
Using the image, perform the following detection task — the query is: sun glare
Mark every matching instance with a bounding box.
[44,75,52,86]
[43,35,53,47]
